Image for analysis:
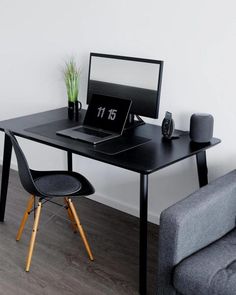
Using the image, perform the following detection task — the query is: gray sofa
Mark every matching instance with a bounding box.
[157,170,236,295]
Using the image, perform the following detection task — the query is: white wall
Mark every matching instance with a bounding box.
[0,0,235,224]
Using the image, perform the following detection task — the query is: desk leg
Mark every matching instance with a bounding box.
[0,134,12,222]
[67,151,73,172]
[139,173,148,295]
[196,151,208,187]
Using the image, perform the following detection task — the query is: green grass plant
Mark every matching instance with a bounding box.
[63,58,80,102]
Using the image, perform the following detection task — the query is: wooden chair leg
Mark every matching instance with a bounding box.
[64,198,78,233]
[16,195,34,241]
[25,200,42,272]
[67,198,94,261]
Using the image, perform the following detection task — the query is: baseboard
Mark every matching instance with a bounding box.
[88,193,160,225]
[0,160,18,171]
[4,161,160,225]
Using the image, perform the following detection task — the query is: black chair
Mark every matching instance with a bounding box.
[5,129,95,272]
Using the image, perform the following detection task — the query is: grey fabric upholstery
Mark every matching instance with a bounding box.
[157,170,236,295]
[173,227,236,295]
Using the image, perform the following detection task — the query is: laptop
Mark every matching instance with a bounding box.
[57,94,132,145]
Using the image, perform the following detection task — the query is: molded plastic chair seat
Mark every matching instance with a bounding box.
[34,174,81,197]
[31,170,94,198]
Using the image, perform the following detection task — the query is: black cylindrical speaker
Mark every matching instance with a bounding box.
[190,113,214,143]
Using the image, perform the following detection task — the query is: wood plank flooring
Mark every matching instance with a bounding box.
[0,169,159,295]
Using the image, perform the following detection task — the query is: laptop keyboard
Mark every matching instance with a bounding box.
[74,127,111,138]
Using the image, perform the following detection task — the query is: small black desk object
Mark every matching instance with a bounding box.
[0,108,221,295]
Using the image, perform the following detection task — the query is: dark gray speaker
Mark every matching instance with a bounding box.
[190,113,214,143]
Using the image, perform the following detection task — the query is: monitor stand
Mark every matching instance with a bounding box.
[125,114,145,130]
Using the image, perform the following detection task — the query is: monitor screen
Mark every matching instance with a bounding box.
[87,53,163,119]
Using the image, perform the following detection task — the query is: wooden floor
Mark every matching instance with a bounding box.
[0,169,159,295]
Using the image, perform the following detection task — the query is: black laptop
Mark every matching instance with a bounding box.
[57,94,132,145]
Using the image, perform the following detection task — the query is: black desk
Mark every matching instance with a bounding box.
[0,108,220,294]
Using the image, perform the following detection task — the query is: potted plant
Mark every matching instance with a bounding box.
[63,58,82,120]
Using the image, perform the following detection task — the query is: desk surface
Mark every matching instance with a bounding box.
[0,108,220,174]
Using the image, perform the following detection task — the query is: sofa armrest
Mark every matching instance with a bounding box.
[157,169,236,295]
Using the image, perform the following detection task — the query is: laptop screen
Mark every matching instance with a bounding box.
[84,94,132,134]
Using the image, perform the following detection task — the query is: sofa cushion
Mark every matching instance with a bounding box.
[173,227,236,295]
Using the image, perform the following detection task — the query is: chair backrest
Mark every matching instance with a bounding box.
[5,130,38,196]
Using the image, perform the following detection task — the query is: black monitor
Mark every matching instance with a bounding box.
[87,53,163,121]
